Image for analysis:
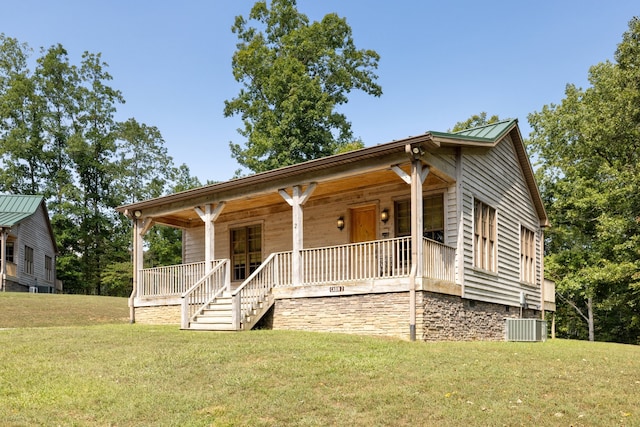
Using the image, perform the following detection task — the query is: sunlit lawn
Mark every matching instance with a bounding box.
[0,293,638,426]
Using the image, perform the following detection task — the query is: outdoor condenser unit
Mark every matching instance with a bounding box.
[505,318,547,342]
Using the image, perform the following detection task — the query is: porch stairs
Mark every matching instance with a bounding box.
[182,255,281,332]
[188,291,274,331]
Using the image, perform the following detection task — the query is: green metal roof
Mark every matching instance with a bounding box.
[0,195,44,227]
[428,119,518,144]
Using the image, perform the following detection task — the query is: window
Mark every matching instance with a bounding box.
[45,255,53,281]
[520,226,535,284]
[474,200,497,272]
[6,241,14,263]
[231,224,262,281]
[24,246,34,275]
[394,193,444,243]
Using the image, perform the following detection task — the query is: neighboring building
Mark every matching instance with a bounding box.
[0,195,60,293]
[118,119,554,341]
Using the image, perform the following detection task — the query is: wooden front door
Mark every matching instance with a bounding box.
[350,205,377,243]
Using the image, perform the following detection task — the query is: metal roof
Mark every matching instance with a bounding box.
[427,119,518,144]
[453,119,516,140]
[0,195,44,227]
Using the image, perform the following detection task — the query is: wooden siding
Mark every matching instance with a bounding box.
[460,135,542,308]
[9,205,57,290]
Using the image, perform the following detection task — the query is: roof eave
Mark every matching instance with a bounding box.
[117,133,439,214]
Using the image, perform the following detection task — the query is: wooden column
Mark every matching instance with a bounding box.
[391,162,429,277]
[392,158,429,341]
[411,160,430,277]
[279,183,317,287]
[0,228,6,292]
[195,202,226,272]
[131,216,153,322]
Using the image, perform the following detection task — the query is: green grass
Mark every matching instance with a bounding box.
[0,292,129,327]
[1,294,639,426]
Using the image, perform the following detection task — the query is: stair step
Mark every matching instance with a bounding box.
[194,315,233,324]
[202,307,231,316]
[188,323,238,331]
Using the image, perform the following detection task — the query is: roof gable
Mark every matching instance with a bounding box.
[0,195,45,227]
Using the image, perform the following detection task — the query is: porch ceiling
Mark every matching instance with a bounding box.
[151,163,451,229]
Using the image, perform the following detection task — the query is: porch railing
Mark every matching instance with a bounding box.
[423,238,456,283]
[232,252,291,329]
[181,259,230,329]
[138,260,220,297]
[300,237,411,285]
[299,237,455,285]
[139,238,456,300]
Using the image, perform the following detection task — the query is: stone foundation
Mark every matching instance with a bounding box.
[421,292,537,341]
[134,304,181,325]
[271,291,539,341]
[133,291,540,341]
[271,292,415,339]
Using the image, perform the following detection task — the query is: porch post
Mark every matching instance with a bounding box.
[0,228,6,292]
[411,160,429,278]
[279,183,317,287]
[131,216,153,323]
[195,203,226,273]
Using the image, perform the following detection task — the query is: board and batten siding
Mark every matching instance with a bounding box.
[460,135,543,309]
[13,205,56,288]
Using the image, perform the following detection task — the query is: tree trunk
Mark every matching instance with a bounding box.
[587,296,595,341]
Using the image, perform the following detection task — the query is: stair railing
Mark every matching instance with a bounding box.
[181,259,230,329]
[232,252,287,329]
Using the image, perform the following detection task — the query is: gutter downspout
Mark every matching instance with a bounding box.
[409,263,417,341]
[407,146,427,341]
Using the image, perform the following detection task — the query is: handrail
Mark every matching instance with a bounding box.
[232,252,290,329]
[181,260,230,329]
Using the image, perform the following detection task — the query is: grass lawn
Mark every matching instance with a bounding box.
[1,294,639,426]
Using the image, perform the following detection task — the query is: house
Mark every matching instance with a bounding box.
[117,119,554,341]
[0,195,60,293]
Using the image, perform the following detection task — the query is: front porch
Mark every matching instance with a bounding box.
[132,236,458,331]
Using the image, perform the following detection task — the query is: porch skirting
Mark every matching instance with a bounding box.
[131,291,540,341]
[269,291,539,341]
[135,304,181,325]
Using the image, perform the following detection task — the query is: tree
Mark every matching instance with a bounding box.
[450,112,501,133]
[116,118,174,204]
[224,0,381,173]
[528,17,640,343]
[0,36,190,296]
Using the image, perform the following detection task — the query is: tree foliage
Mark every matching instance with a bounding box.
[224,0,381,173]
[0,34,200,296]
[450,112,501,133]
[528,17,640,343]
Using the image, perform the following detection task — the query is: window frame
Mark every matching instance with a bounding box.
[24,245,34,275]
[230,224,262,282]
[393,192,445,243]
[520,226,536,284]
[45,255,53,281]
[473,199,497,272]
[6,241,14,263]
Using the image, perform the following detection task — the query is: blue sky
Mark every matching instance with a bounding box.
[2,1,637,183]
